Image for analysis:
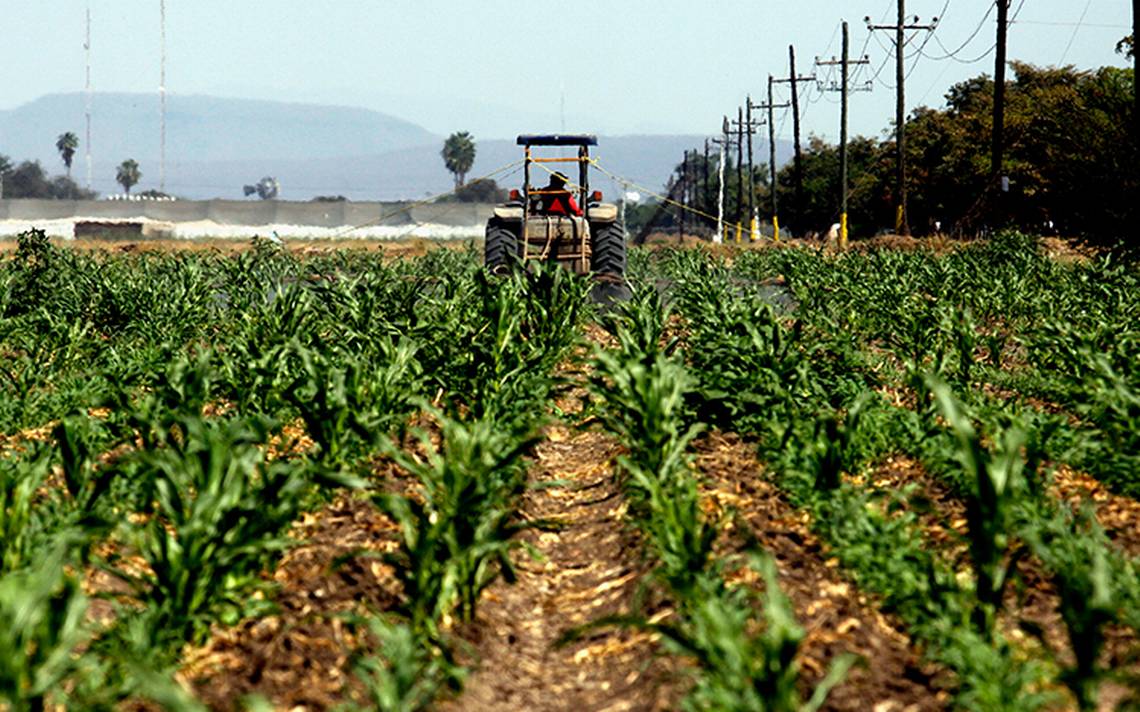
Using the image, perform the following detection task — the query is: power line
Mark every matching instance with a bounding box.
[1013,19,1131,29]
[922,1,995,61]
[1059,0,1095,64]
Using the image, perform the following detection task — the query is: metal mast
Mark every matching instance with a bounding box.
[159,0,167,193]
[85,4,93,191]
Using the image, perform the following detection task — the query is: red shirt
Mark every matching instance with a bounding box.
[542,190,583,217]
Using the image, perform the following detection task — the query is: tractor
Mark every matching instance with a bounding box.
[484,135,626,285]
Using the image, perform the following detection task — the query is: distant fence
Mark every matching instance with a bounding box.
[0,199,495,232]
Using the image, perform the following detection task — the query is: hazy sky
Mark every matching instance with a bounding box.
[3,1,1133,144]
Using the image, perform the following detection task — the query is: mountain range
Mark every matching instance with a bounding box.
[0,92,794,201]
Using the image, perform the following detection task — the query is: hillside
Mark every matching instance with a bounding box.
[0,93,794,200]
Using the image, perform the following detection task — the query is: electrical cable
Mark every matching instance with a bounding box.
[333,158,524,237]
[920,1,995,61]
[1058,0,1094,64]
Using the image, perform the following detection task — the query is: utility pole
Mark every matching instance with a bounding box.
[732,107,748,242]
[746,99,755,240]
[759,76,791,241]
[867,3,937,236]
[992,0,1010,226]
[817,21,871,249]
[703,138,711,227]
[712,116,735,244]
[732,103,764,241]
[773,47,815,237]
[679,150,688,242]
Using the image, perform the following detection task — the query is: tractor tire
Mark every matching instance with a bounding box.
[484,221,519,274]
[590,223,626,277]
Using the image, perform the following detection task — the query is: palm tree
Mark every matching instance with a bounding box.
[55,132,79,179]
[116,159,141,194]
[441,131,476,189]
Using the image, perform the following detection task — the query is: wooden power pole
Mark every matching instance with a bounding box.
[712,116,737,244]
[733,102,764,240]
[1134,0,1139,240]
[736,105,744,233]
[773,47,815,237]
[817,21,870,249]
[867,2,936,236]
[759,76,791,241]
[992,0,1010,225]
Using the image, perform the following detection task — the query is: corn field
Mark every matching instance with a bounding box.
[0,229,1138,711]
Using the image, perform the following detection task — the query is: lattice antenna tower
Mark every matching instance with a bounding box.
[85,4,92,191]
[159,0,167,192]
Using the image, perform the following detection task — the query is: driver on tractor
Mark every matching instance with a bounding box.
[537,171,583,217]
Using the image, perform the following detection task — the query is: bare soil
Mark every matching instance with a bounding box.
[696,433,954,712]
[861,455,1140,709]
[181,492,403,710]
[439,423,679,712]
[0,236,475,258]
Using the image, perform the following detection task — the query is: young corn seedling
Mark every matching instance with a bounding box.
[111,415,342,653]
[344,615,464,712]
[1025,506,1122,711]
[600,283,678,361]
[599,558,854,712]
[0,551,88,712]
[374,410,536,638]
[775,396,872,494]
[0,448,54,575]
[283,339,422,464]
[590,344,715,593]
[930,378,1025,636]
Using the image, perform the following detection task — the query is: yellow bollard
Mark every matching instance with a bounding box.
[894,205,904,234]
[735,223,743,244]
[839,212,848,251]
[750,216,758,242]
[773,215,780,242]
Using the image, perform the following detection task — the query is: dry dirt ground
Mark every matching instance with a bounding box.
[0,236,477,258]
[439,424,679,712]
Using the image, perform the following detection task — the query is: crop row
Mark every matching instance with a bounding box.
[639,237,1139,710]
[0,232,588,710]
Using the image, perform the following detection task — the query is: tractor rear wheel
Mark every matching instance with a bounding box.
[484,221,519,274]
[590,223,626,277]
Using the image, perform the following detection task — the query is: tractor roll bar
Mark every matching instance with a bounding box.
[516,134,598,146]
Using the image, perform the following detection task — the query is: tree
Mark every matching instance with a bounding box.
[55,132,79,179]
[243,176,279,200]
[441,131,476,188]
[116,159,141,194]
[0,160,94,199]
[1117,34,1134,59]
[449,178,505,203]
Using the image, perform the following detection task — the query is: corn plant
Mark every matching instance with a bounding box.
[930,378,1026,636]
[282,338,422,463]
[374,411,536,638]
[590,345,714,593]
[775,396,873,494]
[1024,504,1125,711]
[0,552,88,712]
[110,415,345,652]
[0,449,53,575]
[52,414,116,527]
[343,616,464,712]
[599,281,677,361]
